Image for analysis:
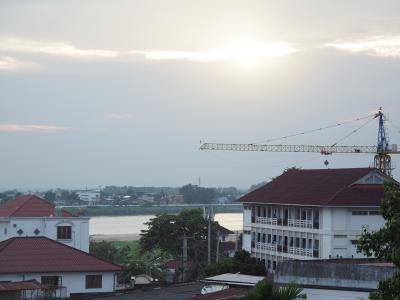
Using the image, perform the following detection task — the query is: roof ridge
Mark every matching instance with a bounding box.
[0,237,17,253]
[8,196,33,217]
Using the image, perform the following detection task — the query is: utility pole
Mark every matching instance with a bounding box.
[206,206,214,265]
[235,231,239,251]
[216,230,220,263]
[182,233,188,282]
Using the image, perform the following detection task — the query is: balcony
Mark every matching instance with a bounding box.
[287,219,313,229]
[255,242,277,252]
[254,216,314,229]
[288,246,313,257]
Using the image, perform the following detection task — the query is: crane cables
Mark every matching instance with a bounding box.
[252,113,375,145]
[330,115,377,147]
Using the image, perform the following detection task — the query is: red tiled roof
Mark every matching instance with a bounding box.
[0,237,123,273]
[239,168,386,207]
[216,224,234,235]
[0,280,43,292]
[0,195,75,217]
[188,288,248,300]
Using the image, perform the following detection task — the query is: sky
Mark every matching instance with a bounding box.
[1,0,400,190]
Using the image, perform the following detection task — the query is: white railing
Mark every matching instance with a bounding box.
[288,246,312,257]
[288,219,313,228]
[256,242,277,252]
[255,216,277,225]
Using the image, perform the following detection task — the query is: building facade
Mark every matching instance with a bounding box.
[0,195,90,252]
[0,237,122,297]
[76,190,101,205]
[240,168,388,272]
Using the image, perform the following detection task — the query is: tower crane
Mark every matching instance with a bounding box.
[200,109,400,176]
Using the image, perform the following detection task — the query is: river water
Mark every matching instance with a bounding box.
[90,213,243,240]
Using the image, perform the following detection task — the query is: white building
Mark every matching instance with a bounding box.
[239,168,388,272]
[0,236,122,297]
[0,195,89,252]
[76,190,100,205]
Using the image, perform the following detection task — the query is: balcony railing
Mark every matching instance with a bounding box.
[287,219,313,228]
[288,246,313,257]
[255,242,277,251]
[254,216,314,229]
[255,216,277,225]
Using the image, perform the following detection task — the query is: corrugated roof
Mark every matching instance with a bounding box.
[0,237,123,273]
[239,168,385,206]
[0,195,75,217]
[202,274,265,286]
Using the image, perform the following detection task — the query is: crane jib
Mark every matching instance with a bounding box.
[200,143,400,155]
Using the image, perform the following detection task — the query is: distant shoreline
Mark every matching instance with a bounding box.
[64,204,243,217]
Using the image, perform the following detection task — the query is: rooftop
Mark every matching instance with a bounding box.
[188,287,248,300]
[0,194,75,218]
[202,273,265,286]
[239,168,386,207]
[0,237,123,273]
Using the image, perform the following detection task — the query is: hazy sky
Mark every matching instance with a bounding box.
[1,0,400,190]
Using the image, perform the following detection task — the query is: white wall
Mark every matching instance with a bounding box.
[243,233,251,252]
[0,272,116,297]
[0,217,90,252]
[303,288,369,300]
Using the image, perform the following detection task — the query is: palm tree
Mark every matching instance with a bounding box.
[242,280,306,300]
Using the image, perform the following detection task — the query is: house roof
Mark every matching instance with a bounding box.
[239,168,386,207]
[0,237,123,273]
[202,273,265,286]
[215,224,234,235]
[0,195,75,217]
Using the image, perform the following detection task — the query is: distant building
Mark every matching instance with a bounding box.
[0,237,122,298]
[239,168,389,272]
[0,195,89,252]
[172,194,184,204]
[275,259,396,300]
[76,190,100,205]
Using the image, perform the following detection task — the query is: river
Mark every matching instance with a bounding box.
[89,213,243,241]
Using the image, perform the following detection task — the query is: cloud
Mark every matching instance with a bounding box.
[0,37,297,65]
[325,36,400,58]
[130,42,297,63]
[0,124,69,132]
[0,37,119,58]
[0,56,37,71]
[104,113,132,120]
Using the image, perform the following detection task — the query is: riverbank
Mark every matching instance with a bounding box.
[65,204,242,217]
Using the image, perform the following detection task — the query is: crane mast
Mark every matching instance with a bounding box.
[200,109,400,175]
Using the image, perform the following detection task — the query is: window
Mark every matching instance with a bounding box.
[295,237,300,248]
[369,211,381,215]
[86,275,102,289]
[262,234,266,243]
[41,276,61,287]
[267,234,271,243]
[272,261,277,270]
[351,240,358,245]
[352,211,368,215]
[334,235,347,238]
[57,226,72,240]
[257,233,261,242]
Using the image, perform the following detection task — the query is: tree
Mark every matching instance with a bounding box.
[357,180,400,300]
[242,280,306,300]
[140,209,217,264]
[44,190,56,202]
[179,184,215,204]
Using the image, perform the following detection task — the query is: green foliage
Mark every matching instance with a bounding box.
[242,280,306,300]
[140,209,215,264]
[90,240,167,283]
[202,250,265,277]
[179,184,216,204]
[44,190,56,202]
[357,180,400,300]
